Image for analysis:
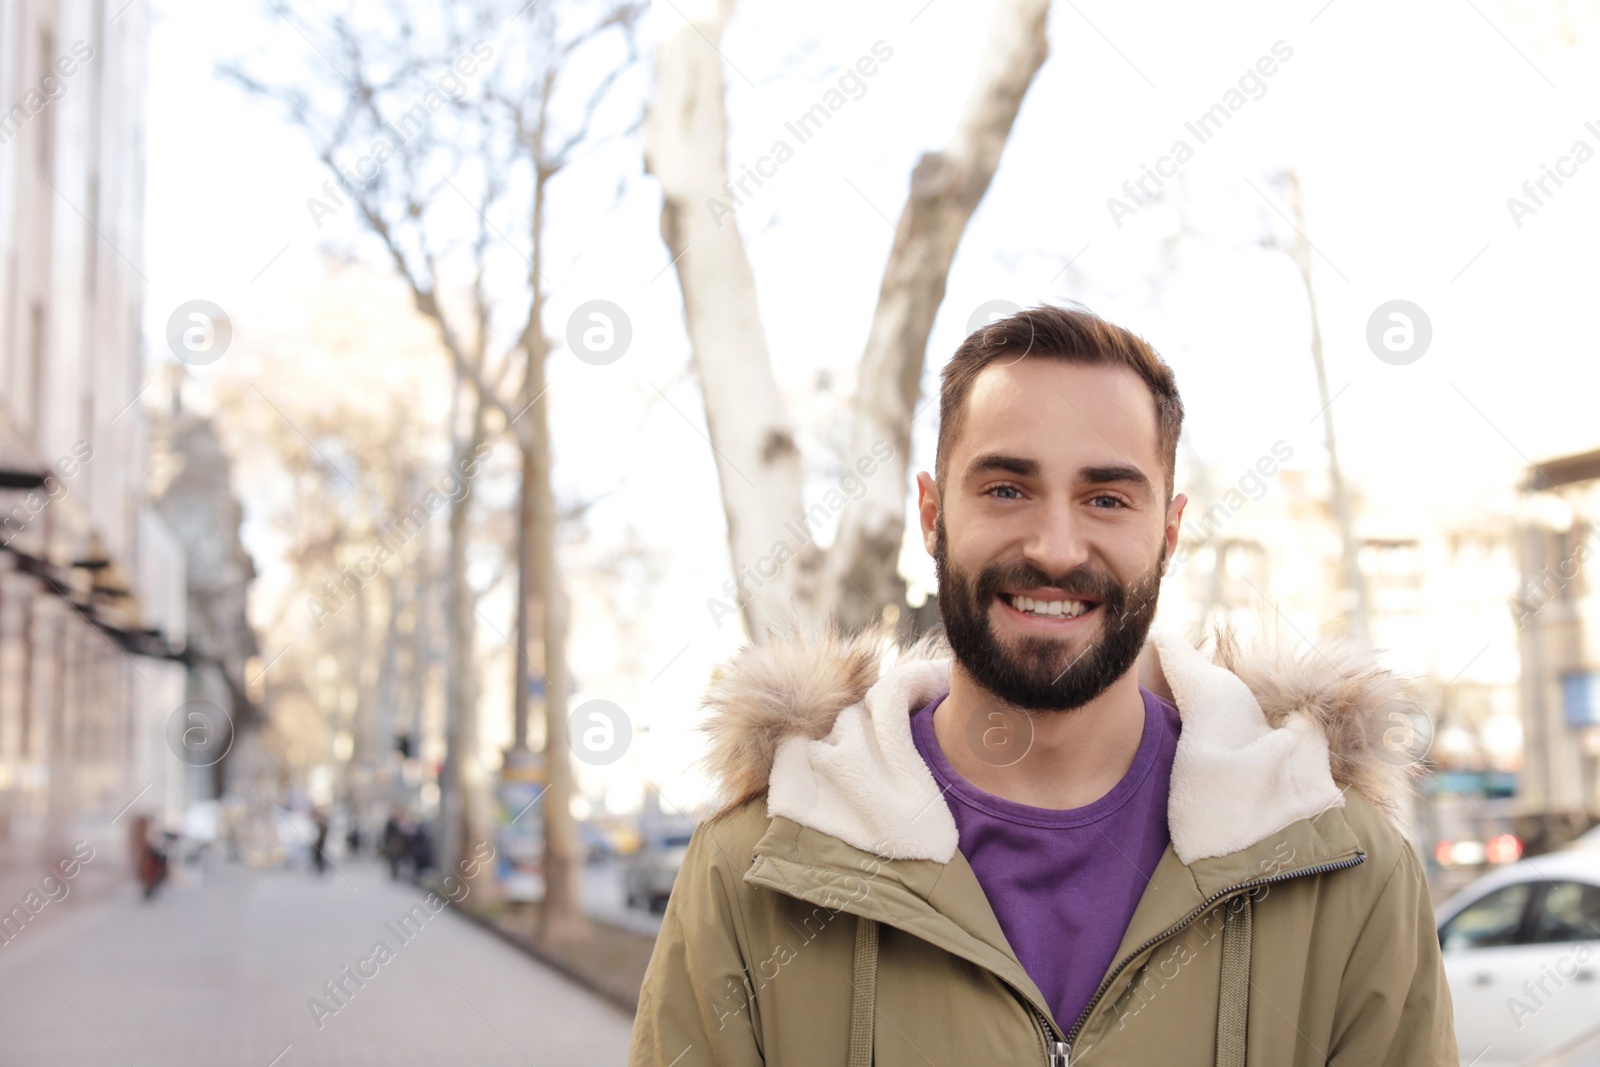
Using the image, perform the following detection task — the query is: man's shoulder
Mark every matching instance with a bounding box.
[1327,787,1431,903]
[685,795,771,873]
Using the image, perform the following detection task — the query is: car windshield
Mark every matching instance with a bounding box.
[1529,881,1600,943]
[1440,882,1533,951]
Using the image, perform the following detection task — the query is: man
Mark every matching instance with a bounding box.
[631,306,1455,1066]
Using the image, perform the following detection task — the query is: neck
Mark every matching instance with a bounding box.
[932,659,1147,810]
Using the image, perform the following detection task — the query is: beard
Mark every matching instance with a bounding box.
[933,515,1166,712]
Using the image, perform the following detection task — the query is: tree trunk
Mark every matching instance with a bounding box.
[644,0,823,641]
[349,583,372,769]
[524,367,587,941]
[1281,170,1369,646]
[522,168,587,944]
[828,0,1052,636]
[404,573,429,755]
[443,391,490,888]
[513,456,535,754]
[648,0,1052,640]
[376,571,404,760]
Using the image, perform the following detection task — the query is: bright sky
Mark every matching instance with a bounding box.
[143,0,1600,812]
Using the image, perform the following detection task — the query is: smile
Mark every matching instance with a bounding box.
[998,592,1099,622]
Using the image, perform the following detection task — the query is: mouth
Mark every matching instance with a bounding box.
[996,590,1101,625]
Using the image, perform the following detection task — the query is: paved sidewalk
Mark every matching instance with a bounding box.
[0,858,635,1066]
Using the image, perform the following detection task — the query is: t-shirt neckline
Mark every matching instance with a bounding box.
[911,687,1171,829]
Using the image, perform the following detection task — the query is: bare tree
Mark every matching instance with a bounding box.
[1264,169,1369,645]
[227,0,642,943]
[442,357,493,894]
[646,0,1053,640]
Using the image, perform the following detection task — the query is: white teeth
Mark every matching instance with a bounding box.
[1008,595,1089,619]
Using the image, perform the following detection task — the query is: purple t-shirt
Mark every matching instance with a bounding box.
[910,687,1181,1032]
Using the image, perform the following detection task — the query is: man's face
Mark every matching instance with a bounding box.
[919,358,1185,712]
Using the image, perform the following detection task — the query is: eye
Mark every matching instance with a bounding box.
[985,484,1023,501]
[1089,493,1129,508]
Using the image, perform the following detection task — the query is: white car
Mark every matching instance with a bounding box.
[1436,849,1600,1066]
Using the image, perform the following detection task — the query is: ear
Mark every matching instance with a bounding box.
[915,472,940,556]
[1163,491,1187,569]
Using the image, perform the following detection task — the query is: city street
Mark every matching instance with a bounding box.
[0,858,635,1067]
[582,859,665,938]
[6,1,1599,1064]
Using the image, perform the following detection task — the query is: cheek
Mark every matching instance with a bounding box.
[947,509,1012,562]
[936,525,980,574]
[1115,537,1170,590]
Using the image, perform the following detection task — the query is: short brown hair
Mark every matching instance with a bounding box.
[935,304,1184,500]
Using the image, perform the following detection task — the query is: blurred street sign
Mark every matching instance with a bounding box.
[496,748,546,902]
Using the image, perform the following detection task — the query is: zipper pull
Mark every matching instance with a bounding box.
[1049,1040,1070,1066]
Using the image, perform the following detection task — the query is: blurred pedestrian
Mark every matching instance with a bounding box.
[382,810,407,881]
[408,820,435,885]
[130,815,169,901]
[311,808,329,876]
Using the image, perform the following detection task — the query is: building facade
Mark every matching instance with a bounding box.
[0,0,189,912]
[1513,447,1600,842]
[1166,453,1528,883]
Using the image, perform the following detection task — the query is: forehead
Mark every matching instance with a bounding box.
[953,358,1162,477]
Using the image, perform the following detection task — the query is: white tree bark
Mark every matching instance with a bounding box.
[647,0,1052,641]
[645,0,823,640]
[828,0,1052,634]
[443,393,490,893]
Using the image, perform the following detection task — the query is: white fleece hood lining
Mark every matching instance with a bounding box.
[765,625,1347,865]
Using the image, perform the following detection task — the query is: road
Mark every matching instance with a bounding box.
[581,858,664,938]
[0,856,635,1066]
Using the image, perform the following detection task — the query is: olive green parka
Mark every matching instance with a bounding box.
[630,623,1457,1066]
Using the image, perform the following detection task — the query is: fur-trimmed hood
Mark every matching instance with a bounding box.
[698,621,1423,865]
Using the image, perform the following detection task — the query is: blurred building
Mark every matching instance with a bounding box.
[1170,462,1523,749]
[148,389,262,798]
[1167,454,1527,886]
[0,0,189,904]
[1512,447,1600,846]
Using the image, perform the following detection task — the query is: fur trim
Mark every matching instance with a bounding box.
[1207,619,1423,825]
[1149,625,1346,862]
[696,616,1422,856]
[698,619,914,819]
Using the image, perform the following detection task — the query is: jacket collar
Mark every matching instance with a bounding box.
[744,812,1056,1017]
[739,800,1368,1036]
[699,619,1419,866]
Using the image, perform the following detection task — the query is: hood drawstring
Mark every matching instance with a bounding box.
[1215,895,1254,1067]
[848,916,880,1067]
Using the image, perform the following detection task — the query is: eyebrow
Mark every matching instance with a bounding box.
[965,452,1039,479]
[963,452,1155,498]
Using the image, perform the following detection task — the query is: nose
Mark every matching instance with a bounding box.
[1021,495,1092,579]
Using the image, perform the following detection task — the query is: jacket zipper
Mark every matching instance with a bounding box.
[1026,1003,1068,1066]
[1026,853,1366,1066]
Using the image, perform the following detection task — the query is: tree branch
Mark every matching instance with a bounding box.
[828,0,1053,634]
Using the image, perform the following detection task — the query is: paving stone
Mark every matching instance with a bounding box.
[0,857,635,1066]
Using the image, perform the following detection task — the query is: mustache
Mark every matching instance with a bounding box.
[975,561,1124,606]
